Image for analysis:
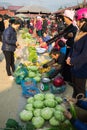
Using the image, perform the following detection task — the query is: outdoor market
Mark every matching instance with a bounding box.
[0,1,87,130]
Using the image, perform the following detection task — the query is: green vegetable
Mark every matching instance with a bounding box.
[25,122,35,130]
[28,71,36,78]
[28,46,37,62]
[44,99,56,108]
[19,110,33,121]
[55,97,63,104]
[33,100,44,108]
[54,111,65,122]
[28,66,38,71]
[49,117,59,126]
[34,76,41,82]
[25,104,34,111]
[55,105,66,112]
[41,107,53,120]
[69,102,77,119]
[45,93,55,100]
[27,97,34,104]
[32,116,44,128]
[34,93,45,101]
[5,119,19,129]
[33,109,41,117]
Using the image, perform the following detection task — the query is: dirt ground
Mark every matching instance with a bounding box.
[0,42,73,128]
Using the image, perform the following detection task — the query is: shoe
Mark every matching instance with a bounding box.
[9,76,14,80]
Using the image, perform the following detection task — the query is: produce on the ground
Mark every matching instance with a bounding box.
[19,93,76,129]
[28,46,38,62]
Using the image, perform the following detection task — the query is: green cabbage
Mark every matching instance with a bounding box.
[33,100,44,108]
[34,76,41,82]
[27,97,34,104]
[25,104,34,111]
[32,116,44,128]
[28,71,36,78]
[44,99,56,108]
[45,93,55,99]
[55,97,63,104]
[33,109,41,117]
[19,110,33,121]
[28,66,38,71]
[34,93,45,101]
[41,107,53,120]
[54,111,65,122]
[49,117,60,126]
[55,105,66,112]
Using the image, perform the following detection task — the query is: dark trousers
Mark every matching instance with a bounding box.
[72,75,86,98]
[3,51,15,76]
[0,31,2,42]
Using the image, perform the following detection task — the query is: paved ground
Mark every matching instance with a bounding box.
[0,42,73,128]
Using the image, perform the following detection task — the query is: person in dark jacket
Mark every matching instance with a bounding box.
[66,8,87,98]
[64,98,87,130]
[0,14,5,41]
[43,48,65,79]
[2,19,20,80]
[61,10,78,83]
[42,16,48,35]
[46,10,78,83]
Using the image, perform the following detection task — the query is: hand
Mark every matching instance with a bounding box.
[64,110,72,120]
[66,57,71,65]
[67,33,73,38]
[16,42,19,46]
[43,64,48,68]
[66,98,77,104]
[17,44,21,49]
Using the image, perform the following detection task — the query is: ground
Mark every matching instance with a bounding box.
[0,41,73,128]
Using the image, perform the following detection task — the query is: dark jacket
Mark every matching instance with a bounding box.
[64,24,77,48]
[42,19,48,34]
[0,20,5,32]
[2,26,17,52]
[70,34,87,78]
[70,100,87,130]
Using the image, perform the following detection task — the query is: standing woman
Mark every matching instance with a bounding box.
[66,8,87,98]
[2,19,20,80]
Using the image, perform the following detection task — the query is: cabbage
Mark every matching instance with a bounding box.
[55,105,66,112]
[34,76,41,82]
[19,110,33,121]
[32,116,44,128]
[28,66,38,71]
[36,73,41,77]
[27,97,34,104]
[44,99,56,108]
[34,93,45,101]
[33,100,44,108]
[25,104,34,111]
[28,71,36,78]
[45,93,55,99]
[55,97,63,104]
[41,107,53,120]
[54,111,65,122]
[49,117,60,126]
[33,109,41,117]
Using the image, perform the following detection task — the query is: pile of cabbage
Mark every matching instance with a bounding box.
[19,93,75,129]
[14,63,41,84]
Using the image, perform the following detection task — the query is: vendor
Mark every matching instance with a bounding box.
[64,98,87,130]
[43,48,65,79]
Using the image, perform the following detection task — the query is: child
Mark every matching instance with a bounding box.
[43,48,65,79]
